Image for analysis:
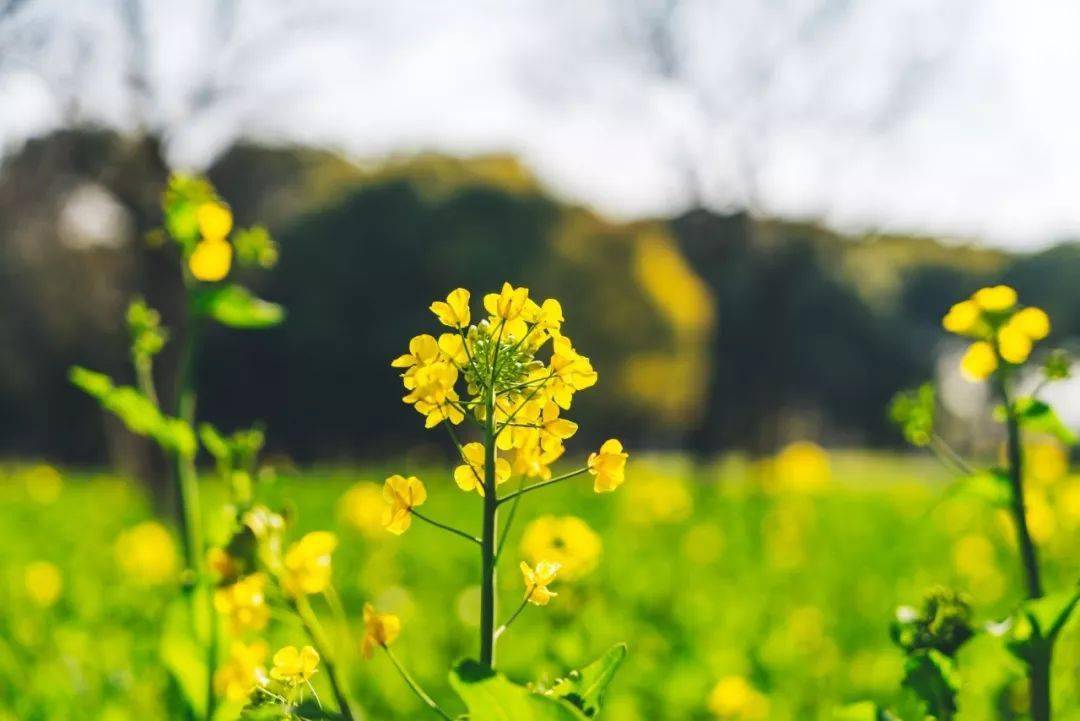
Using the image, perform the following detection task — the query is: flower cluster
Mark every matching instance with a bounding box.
[942,285,1050,381]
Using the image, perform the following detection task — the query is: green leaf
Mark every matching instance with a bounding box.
[69,366,113,399]
[196,285,284,329]
[948,468,1012,508]
[1013,397,1078,446]
[450,660,589,721]
[199,423,230,462]
[160,596,207,719]
[549,644,627,717]
[900,650,959,720]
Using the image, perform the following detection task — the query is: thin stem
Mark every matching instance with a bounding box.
[293,595,357,721]
[411,508,482,545]
[384,647,454,721]
[497,467,589,507]
[494,589,533,640]
[480,386,498,668]
[495,477,526,561]
[134,355,159,408]
[929,433,976,477]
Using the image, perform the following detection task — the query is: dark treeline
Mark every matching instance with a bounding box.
[1,130,1077,468]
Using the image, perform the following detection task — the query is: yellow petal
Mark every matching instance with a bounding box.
[197,201,233,239]
[189,239,232,282]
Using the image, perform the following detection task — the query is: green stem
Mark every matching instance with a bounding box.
[384,647,454,721]
[494,589,533,640]
[293,595,357,721]
[494,477,526,561]
[411,508,482,545]
[496,467,589,506]
[480,386,498,668]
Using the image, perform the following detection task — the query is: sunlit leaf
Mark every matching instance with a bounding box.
[196,285,284,329]
[548,643,627,717]
[450,660,588,721]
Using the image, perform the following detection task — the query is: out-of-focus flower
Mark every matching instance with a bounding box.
[1012,307,1051,340]
[197,201,233,239]
[454,442,510,496]
[961,341,998,381]
[115,521,178,585]
[340,482,388,538]
[520,515,602,581]
[23,464,63,505]
[430,288,471,328]
[772,441,830,493]
[361,603,401,659]
[214,573,270,632]
[707,675,770,721]
[215,641,268,700]
[189,238,232,282]
[1027,441,1068,486]
[520,560,560,606]
[269,645,319,685]
[998,323,1033,364]
[622,470,693,526]
[588,439,628,493]
[972,285,1017,312]
[382,475,427,535]
[24,561,62,607]
[942,300,981,335]
[282,532,337,596]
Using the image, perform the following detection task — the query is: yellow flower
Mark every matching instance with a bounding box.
[520,560,560,606]
[197,201,233,239]
[430,288,471,328]
[972,285,1017,312]
[115,521,177,585]
[588,439,628,493]
[340,482,387,539]
[942,300,982,335]
[282,532,338,596]
[189,238,233,281]
[382,475,427,534]
[998,322,1033,364]
[1028,441,1068,486]
[772,441,830,493]
[269,645,319,686]
[362,603,401,659]
[454,442,511,496]
[521,515,602,580]
[484,282,529,321]
[24,561,62,608]
[1011,306,1050,340]
[548,336,598,409]
[523,297,564,334]
[214,573,270,632]
[960,341,997,381]
[512,441,565,480]
[707,675,770,721]
[391,334,441,370]
[214,641,268,701]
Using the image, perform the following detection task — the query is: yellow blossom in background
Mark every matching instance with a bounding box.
[339,482,388,538]
[382,475,427,534]
[115,521,177,585]
[430,288,471,328]
[454,442,510,496]
[520,560,560,606]
[621,468,694,526]
[960,341,997,381]
[942,300,981,335]
[972,285,1017,312]
[189,238,233,282]
[707,675,770,721]
[772,441,831,493]
[520,515,602,581]
[269,645,319,686]
[282,532,338,596]
[23,464,63,505]
[588,439,628,493]
[214,573,270,632]
[361,603,401,659]
[998,322,1033,364]
[197,201,233,239]
[24,561,62,608]
[1011,306,1051,340]
[214,641,268,701]
[952,533,1005,603]
[1024,491,1056,543]
[207,547,240,582]
[1027,441,1068,486]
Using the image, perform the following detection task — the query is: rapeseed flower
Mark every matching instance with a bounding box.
[520,515,602,580]
[520,560,560,606]
[24,561,62,608]
[282,532,337,596]
[215,641,268,700]
[214,573,270,632]
[361,603,401,659]
[269,645,319,685]
[382,475,427,534]
[588,439,628,493]
[454,442,510,496]
[115,521,177,585]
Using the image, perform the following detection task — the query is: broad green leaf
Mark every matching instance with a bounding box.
[548,643,627,717]
[160,596,207,719]
[1013,398,1078,446]
[450,660,589,721]
[196,285,284,329]
[69,366,113,399]
[900,650,959,720]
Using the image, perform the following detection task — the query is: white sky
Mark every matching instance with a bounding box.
[1,0,1078,249]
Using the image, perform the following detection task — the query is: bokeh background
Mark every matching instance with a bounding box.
[3,2,1080,720]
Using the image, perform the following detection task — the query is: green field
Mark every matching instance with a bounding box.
[4,451,1080,721]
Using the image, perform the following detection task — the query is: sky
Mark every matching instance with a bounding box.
[1,0,1079,249]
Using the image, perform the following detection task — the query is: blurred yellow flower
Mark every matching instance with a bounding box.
[520,515,602,580]
[622,470,693,526]
[998,323,1033,364]
[282,532,338,596]
[340,482,388,538]
[24,464,62,505]
[430,288,471,328]
[960,341,997,381]
[1012,306,1050,340]
[269,645,319,686]
[382,475,427,535]
[952,534,996,579]
[1027,441,1068,486]
[361,603,401,659]
[197,201,233,239]
[483,282,529,321]
[707,675,769,721]
[24,561,62,608]
[189,238,232,282]
[207,547,240,582]
[214,641,267,701]
[942,300,981,335]
[588,439,628,493]
[214,573,270,632]
[972,285,1017,312]
[520,560,561,606]
[772,441,831,493]
[115,521,177,585]
[455,442,510,496]
[1025,491,1056,543]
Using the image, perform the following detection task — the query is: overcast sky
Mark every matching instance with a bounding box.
[1,0,1078,249]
